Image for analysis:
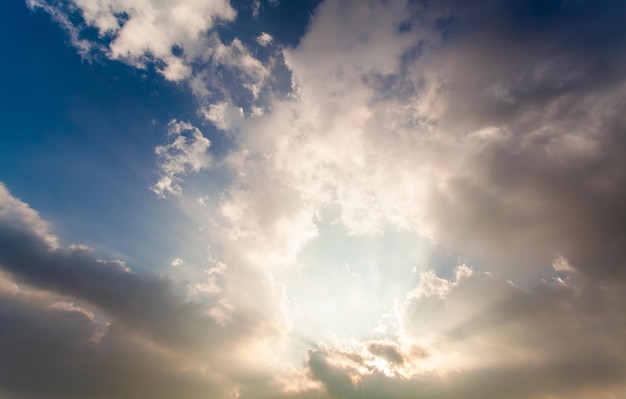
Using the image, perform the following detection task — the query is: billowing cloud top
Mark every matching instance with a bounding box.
[2,0,626,398]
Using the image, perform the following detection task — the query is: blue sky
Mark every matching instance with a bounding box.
[1,0,197,269]
[2,1,626,398]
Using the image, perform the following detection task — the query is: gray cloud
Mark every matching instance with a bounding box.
[0,217,249,357]
[301,269,626,399]
[13,0,626,398]
[0,183,279,398]
[366,341,405,365]
[387,0,626,281]
[0,287,227,399]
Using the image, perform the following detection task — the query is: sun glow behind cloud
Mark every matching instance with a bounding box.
[3,0,626,398]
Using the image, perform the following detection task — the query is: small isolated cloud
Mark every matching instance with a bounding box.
[152,120,211,198]
[171,257,184,267]
[252,0,261,18]
[256,32,273,47]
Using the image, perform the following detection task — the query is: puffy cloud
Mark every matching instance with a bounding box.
[298,266,626,399]
[256,32,273,47]
[0,183,292,399]
[35,0,626,281]
[192,2,626,395]
[152,120,211,198]
[22,0,626,398]
[171,257,184,267]
[218,0,626,282]
[27,0,235,81]
[202,101,244,131]
[26,0,274,119]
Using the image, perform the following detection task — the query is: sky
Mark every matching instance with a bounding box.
[1,0,626,398]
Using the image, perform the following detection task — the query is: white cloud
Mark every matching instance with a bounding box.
[152,120,211,198]
[34,0,236,81]
[0,182,297,399]
[204,0,626,284]
[25,0,96,58]
[22,0,626,398]
[409,270,451,299]
[27,0,272,111]
[256,32,273,47]
[171,257,184,267]
[202,101,244,131]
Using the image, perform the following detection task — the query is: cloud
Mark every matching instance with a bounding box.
[298,266,626,399]
[28,0,236,81]
[1,183,232,355]
[21,0,626,398]
[171,257,184,267]
[27,0,275,116]
[0,182,291,399]
[0,278,229,399]
[256,32,273,47]
[177,0,626,397]
[0,183,57,248]
[34,0,626,280]
[216,0,626,282]
[152,120,211,198]
[202,101,244,131]
[192,2,626,394]
[406,0,626,281]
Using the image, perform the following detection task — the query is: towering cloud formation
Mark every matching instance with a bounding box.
[8,0,626,398]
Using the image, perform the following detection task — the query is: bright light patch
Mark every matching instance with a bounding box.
[279,218,436,345]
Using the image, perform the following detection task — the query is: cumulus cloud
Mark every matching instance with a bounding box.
[171,257,184,267]
[217,0,626,282]
[1,184,234,354]
[27,0,236,80]
[0,183,291,399]
[298,265,626,399]
[256,32,273,47]
[21,0,626,398]
[27,0,275,119]
[193,1,626,395]
[152,120,211,198]
[202,101,244,131]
